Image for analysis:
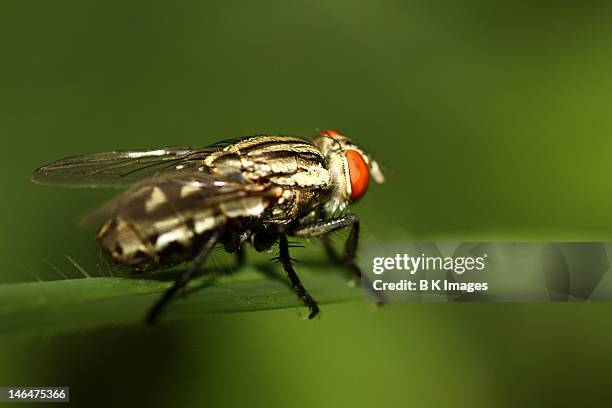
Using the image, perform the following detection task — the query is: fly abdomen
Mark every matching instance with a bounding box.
[97,175,283,269]
[97,210,219,269]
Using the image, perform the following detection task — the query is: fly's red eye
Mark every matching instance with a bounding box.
[320,129,342,137]
[346,150,369,200]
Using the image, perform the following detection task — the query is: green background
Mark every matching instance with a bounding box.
[2,0,612,406]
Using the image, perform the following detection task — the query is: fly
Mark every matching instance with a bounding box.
[31,130,385,323]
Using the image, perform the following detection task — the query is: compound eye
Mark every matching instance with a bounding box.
[346,150,369,200]
[319,129,342,137]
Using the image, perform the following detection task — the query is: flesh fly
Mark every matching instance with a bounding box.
[32,130,385,323]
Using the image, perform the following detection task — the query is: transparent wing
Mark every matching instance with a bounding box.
[79,166,277,226]
[31,136,265,188]
[31,147,213,188]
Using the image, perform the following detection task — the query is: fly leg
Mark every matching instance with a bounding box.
[292,215,385,303]
[146,231,220,325]
[278,234,320,319]
[235,245,246,268]
[292,214,361,278]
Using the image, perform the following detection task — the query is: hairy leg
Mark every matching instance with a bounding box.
[146,231,220,325]
[292,215,361,278]
[292,215,385,303]
[278,234,320,319]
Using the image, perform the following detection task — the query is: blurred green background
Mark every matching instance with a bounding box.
[3,0,612,406]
